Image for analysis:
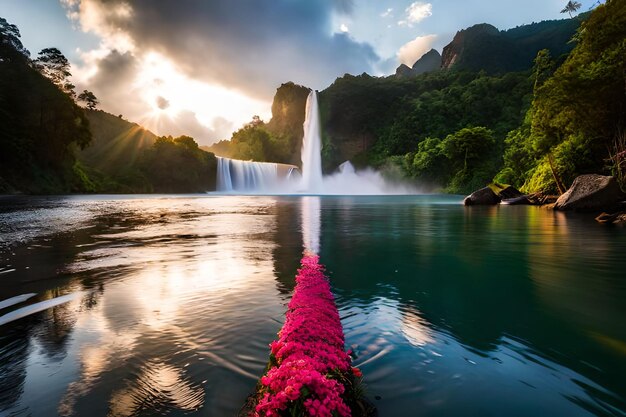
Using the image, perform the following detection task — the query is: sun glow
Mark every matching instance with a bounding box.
[133,52,270,139]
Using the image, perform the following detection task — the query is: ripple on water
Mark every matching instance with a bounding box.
[1,196,625,416]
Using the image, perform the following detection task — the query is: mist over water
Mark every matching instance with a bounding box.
[215,91,420,195]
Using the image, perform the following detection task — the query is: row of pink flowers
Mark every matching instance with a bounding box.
[254,254,359,417]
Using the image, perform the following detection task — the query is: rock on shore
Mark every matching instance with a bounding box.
[554,174,625,212]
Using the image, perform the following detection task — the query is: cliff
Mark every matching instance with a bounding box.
[441,16,582,72]
[395,49,442,78]
[265,82,311,166]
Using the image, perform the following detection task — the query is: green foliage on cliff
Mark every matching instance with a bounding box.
[318,70,531,191]
[266,82,310,165]
[218,82,310,166]
[230,117,273,161]
[497,0,626,192]
[441,17,582,74]
[319,3,622,194]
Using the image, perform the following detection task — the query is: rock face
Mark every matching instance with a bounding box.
[411,49,442,74]
[395,49,442,78]
[440,18,580,73]
[265,82,310,166]
[442,24,500,70]
[395,63,413,78]
[463,187,501,206]
[554,174,626,211]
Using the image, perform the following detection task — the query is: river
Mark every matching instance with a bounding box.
[0,195,624,416]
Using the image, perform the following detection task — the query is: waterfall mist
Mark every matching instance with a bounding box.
[215,89,421,195]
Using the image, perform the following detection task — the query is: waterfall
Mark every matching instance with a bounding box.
[217,157,234,191]
[214,89,418,195]
[301,90,323,192]
[217,157,286,192]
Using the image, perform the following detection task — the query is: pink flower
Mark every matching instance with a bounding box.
[254,255,353,417]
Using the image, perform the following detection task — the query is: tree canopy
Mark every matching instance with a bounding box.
[0,18,92,193]
[78,90,98,110]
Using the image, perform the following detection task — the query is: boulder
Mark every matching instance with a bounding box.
[554,174,626,211]
[499,187,523,199]
[490,183,525,200]
[463,187,501,206]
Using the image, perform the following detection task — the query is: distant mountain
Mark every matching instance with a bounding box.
[396,49,442,78]
[79,110,157,176]
[201,140,232,158]
[441,16,583,72]
[394,64,413,78]
[412,49,442,74]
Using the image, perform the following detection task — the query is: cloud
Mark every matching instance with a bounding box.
[332,0,354,14]
[71,49,236,145]
[381,8,393,18]
[340,23,349,33]
[63,0,379,100]
[374,56,399,75]
[63,1,381,145]
[398,2,433,27]
[397,34,437,66]
[75,49,146,119]
[211,117,235,141]
[156,96,170,110]
[156,110,222,144]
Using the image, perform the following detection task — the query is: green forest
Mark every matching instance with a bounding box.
[214,0,625,194]
[1,0,625,195]
[0,17,216,194]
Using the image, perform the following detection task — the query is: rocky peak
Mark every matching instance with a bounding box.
[395,49,441,78]
[441,23,500,69]
[394,63,413,78]
[412,48,442,74]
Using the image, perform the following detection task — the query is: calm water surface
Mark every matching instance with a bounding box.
[0,195,624,416]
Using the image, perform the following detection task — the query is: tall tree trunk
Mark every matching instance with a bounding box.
[548,153,566,194]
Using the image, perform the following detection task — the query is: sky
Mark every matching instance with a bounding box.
[1,0,597,145]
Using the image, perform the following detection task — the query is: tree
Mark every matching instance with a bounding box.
[139,135,217,192]
[499,0,626,192]
[442,127,496,172]
[409,137,447,182]
[532,49,555,92]
[0,17,29,59]
[560,1,582,17]
[78,90,98,110]
[34,47,75,98]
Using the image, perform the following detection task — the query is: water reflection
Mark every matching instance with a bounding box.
[0,196,625,416]
[325,198,626,416]
[106,360,205,416]
[301,196,321,254]
[270,199,302,294]
[0,196,288,416]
